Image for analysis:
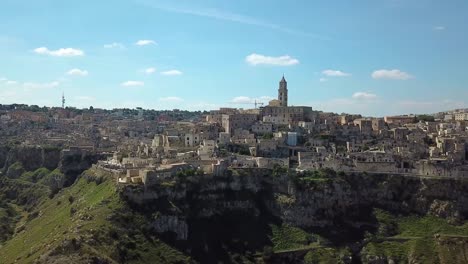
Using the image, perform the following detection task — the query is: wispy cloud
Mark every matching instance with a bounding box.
[230,96,273,104]
[159,96,184,102]
[1,78,60,90]
[145,67,156,74]
[23,81,60,89]
[137,1,328,39]
[135,40,157,46]
[67,68,88,76]
[231,96,255,104]
[352,92,377,100]
[322,70,351,77]
[121,81,144,87]
[319,78,328,82]
[372,69,413,80]
[104,42,125,49]
[246,53,299,66]
[161,70,183,76]
[433,26,445,31]
[33,47,84,57]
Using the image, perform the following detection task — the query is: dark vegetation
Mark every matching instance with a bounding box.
[414,115,436,123]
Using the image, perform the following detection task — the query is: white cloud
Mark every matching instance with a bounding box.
[145,67,156,74]
[159,96,184,102]
[33,47,84,57]
[322,70,351,77]
[121,81,144,87]
[352,92,378,100]
[135,40,156,46]
[104,42,125,49]
[231,96,254,104]
[6,80,17,85]
[23,81,60,89]
[67,68,88,76]
[319,78,328,82]
[246,53,299,66]
[161,70,183,76]
[434,26,445,31]
[372,69,413,80]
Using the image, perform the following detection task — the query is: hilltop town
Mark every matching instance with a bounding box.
[0,76,468,187]
[1,76,467,188]
[2,77,468,263]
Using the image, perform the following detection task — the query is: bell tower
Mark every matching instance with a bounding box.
[278,75,288,107]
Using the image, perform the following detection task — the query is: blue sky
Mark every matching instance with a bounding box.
[0,0,467,116]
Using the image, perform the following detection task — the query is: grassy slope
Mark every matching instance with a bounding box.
[270,224,349,263]
[362,209,468,264]
[270,224,311,252]
[0,168,189,264]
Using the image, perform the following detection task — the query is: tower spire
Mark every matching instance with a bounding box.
[278,75,288,107]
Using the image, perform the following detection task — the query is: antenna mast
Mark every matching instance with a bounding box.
[62,92,65,108]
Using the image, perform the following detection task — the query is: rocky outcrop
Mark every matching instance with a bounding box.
[58,149,105,186]
[1,145,61,172]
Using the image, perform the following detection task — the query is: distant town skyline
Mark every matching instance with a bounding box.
[1,0,467,116]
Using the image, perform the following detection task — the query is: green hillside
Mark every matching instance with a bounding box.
[0,167,189,264]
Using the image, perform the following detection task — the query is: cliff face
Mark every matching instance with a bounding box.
[124,172,468,230]
[1,145,61,171]
[0,146,105,188]
[58,150,105,186]
[278,174,468,229]
[121,170,468,263]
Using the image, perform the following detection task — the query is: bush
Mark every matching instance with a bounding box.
[6,162,25,179]
[272,164,288,177]
[262,246,273,260]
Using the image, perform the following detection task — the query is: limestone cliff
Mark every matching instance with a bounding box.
[121,169,468,263]
[1,145,61,171]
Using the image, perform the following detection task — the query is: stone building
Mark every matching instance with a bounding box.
[221,113,258,134]
[372,118,385,132]
[385,115,415,125]
[251,122,273,134]
[354,119,373,135]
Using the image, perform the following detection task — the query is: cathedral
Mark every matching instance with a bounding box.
[261,76,315,125]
